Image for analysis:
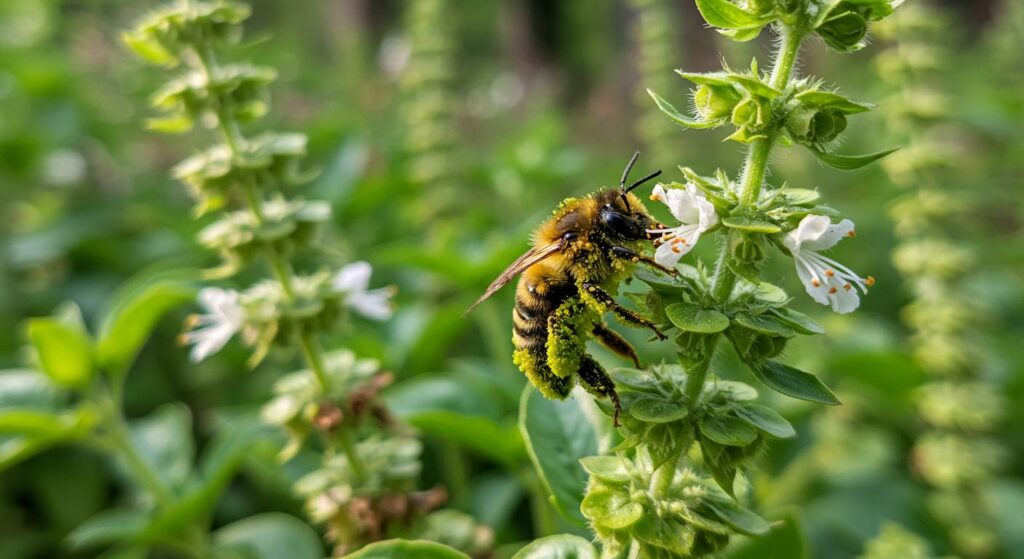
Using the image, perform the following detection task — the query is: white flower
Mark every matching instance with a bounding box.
[784,215,875,314]
[332,261,394,321]
[647,183,718,268]
[182,288,244,362]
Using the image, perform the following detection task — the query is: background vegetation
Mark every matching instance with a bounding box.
[0,0,1020,558]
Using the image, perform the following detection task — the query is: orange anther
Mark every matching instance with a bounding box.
[866,276,876,287]
[829,287,837,294]
[848,230,856,237]
[825,269,835,277]
[843,284,852,291]
[811,279,821,287]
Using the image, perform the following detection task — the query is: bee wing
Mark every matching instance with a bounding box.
[464,241,563,315]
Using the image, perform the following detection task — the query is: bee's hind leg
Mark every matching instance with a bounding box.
[591,322,641,368]
[610,246,678,277]
[577,354,622,427]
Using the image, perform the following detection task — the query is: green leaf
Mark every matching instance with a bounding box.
[733,313,796,338]
[66,508,150,550]
[214,513,324,559]
[520,387,601,526]
[727,74,781,99]
[750,361,841,405]
[343,539,470,559]
[647,89,720,129]
[665,303,730,333]
[705,500,770,536]
[733,404,796,438]
[795,90,873,113]
[811,147,900,170]
[129,404,194,490]
[768,307,825,335]
[778,188,821,206]
[699,414,758,446]
[726,511,807,559]
[722,216,781,233]
[0,406,98,472]
[401,410,524,467]
[511,534,599,559]
[629,396,689,423]
[26,317,94,389]
[579,456,630,484]
[718,26,763,42]
[98,279,195,375]
[694,0,774,29]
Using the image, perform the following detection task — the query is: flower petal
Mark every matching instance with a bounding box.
[333,261,373,293]
[346,289,393,321]
[803,218,855,252]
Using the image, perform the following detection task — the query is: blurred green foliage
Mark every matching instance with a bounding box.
[0,1,1021,558]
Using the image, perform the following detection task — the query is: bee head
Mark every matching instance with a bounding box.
[597,152,662,240]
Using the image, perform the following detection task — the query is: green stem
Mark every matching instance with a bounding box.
[650,447,683,499]
[769,25,803,90]
[99,398,175,505]
[297,328,332,392]
[337,424,368,485]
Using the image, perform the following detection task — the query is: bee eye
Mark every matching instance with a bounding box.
[601,209,642,239]
[562,231,578,241]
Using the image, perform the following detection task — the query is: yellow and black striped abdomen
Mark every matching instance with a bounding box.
[511,273,570,353]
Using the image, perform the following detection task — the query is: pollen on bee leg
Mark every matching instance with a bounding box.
[866,276,876,287]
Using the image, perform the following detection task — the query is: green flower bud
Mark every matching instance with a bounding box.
[694,84,743,122]
[727,94,773,143]
[818,10,868,52]
[786,106,847,145]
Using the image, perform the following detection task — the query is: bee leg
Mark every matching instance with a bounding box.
[577,354,622,427]
[581,282,668,341]
[591,322,641,368]
[545,299,587,379]
[610,246,679,277]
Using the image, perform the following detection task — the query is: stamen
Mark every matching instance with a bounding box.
[825,269,835,277]
[848,230,856,237]
[812,279,821,287]
[866,276,876,287]
[829,287,837,294]
[650,194,662,201]
[671,246,681,253]
[844,283,852,291]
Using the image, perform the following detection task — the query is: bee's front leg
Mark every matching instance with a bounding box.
[609,246,679,277]
[580,282,668,341]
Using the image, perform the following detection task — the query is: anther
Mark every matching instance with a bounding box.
[825,269,835,277]
[843,283,852,291]
[811,279,821,287]
[865,276,876,287]
[829,287,837,294]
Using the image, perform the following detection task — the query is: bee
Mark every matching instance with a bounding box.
[466,152,675,425]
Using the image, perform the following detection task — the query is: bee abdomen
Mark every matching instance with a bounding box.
[512,278,568,354]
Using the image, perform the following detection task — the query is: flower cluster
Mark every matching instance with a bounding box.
[877,5,1005,557]
[124,2,488,555]
[573,0,899,555]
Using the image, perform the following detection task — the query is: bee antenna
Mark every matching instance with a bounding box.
[620,151,641,191]
[625,169,662,194]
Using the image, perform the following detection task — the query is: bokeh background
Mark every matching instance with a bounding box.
[1,1,1021,558]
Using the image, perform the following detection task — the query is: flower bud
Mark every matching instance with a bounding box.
[694,84,742,122]
[817,10,868,52]
[786,106,847,145]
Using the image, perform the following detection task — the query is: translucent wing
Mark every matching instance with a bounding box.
[464,241,563,315]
